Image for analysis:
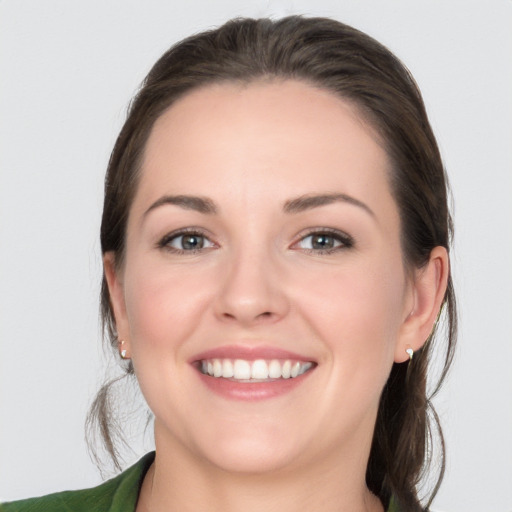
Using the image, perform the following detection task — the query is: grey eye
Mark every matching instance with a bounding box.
[298,233,343,251]
[176,234,204,250]
[164,233,215,251]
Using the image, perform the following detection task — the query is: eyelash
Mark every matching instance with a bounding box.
[157,228,215,254]
[292,228,354,254]
[157,227,354,255]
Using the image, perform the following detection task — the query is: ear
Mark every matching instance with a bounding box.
[103,252,131,355]
[395,246,449,363]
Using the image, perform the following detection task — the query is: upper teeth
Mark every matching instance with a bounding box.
[201,359,313,380]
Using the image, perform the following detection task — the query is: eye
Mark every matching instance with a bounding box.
[294,230,353,253]
[158,230,215,253]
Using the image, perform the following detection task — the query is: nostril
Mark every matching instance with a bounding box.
[253,311,276,322]
[221,310,274,323]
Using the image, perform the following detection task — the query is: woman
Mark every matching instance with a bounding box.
[3,15,455,512]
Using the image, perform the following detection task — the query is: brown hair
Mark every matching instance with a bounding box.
[89,16,456,511]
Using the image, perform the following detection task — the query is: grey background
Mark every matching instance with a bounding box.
[1,1,511,511]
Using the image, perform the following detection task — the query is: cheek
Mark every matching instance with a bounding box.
[295,257,407,367]
[122,258,215,356]
[278,257,410,443]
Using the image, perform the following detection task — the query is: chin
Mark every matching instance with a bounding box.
[185,420,307,475]
[202,439,300,475]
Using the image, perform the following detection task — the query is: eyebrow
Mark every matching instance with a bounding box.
[143,195,218,217]
[283,193,375,217]
[143,192,374,219]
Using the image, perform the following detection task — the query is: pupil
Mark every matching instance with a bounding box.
[182,235,203,250]
[312,234,333,249]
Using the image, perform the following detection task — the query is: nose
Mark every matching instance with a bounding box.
[213,247,290,327]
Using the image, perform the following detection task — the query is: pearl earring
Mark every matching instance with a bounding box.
[119,340,129,359]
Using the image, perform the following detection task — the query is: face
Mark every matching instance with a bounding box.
[106,80,417,475]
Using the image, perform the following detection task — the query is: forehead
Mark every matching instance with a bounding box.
[135,80,394,215]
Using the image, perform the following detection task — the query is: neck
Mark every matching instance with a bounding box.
[137,434,384,512]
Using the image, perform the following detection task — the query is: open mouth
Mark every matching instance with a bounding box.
[198,358,315,382]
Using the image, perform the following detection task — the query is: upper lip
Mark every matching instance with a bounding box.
[190,344,316,363]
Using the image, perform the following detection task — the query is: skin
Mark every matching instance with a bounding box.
[104,80,448,512]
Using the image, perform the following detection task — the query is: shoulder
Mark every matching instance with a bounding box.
[387,495,404,512]
[387,495,426,512]
[1,452,155,512]
[1,481,118,512]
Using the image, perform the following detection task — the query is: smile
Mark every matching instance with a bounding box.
[200,358,314,381]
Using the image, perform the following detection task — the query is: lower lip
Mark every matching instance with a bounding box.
[196,370,314,401]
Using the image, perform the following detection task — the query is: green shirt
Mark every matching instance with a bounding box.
[2,453,400,511]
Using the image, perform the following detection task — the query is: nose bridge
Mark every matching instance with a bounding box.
[215,237,288,325]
